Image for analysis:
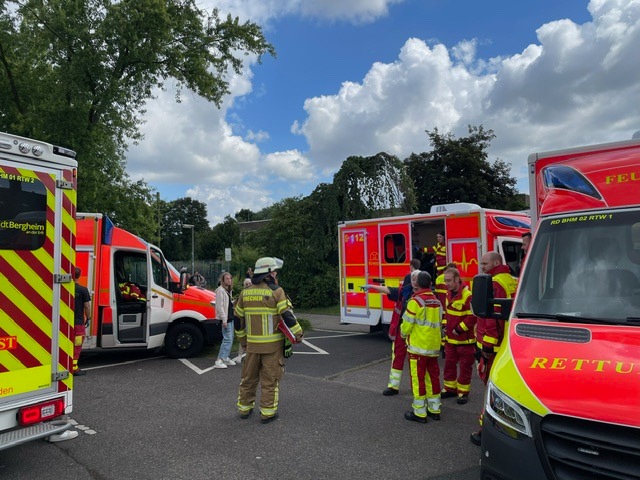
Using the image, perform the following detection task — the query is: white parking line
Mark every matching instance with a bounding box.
[82,355,165,371]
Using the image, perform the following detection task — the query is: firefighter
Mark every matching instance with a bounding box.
[72,267,91,376]
[361,258,421,395]
[401,270,443,423]
[434,262,456,358]
[440,267,477,405]
[422,231,447,277]
[234,257,303,424]
[471,251,518,445]
[517,231,532,276]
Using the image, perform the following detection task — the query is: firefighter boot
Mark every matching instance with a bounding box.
[404,411,427,424]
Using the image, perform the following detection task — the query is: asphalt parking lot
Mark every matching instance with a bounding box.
[1,316,484,480]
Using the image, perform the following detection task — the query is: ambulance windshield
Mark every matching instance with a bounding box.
[515,210,640,324]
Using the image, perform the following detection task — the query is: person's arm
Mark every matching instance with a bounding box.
[215,288,229,323]
[361,284,391,295]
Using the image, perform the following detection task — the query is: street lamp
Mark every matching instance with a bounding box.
[182,224,194,275]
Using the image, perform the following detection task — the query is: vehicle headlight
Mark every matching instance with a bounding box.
[485,382,532,438]
[210,300,216,307]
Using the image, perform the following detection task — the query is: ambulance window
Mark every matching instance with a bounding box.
[383,234,406,263]
[151,247,169,289]
[0,173,47,250]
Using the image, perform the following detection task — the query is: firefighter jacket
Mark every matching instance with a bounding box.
[234,277,303,354]
[424,242,446,272]
[400,289,442,357]
[444,285,477,345]
[476,265,518,353]
[434,272,447,308]
[119,282,145,302]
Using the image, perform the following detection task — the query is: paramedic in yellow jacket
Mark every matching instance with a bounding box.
[234,257,303,424]
[401,270,443,424]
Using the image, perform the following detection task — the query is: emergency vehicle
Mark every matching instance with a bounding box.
[338,204,530,331]
[76,213,219,358]
[472,139,640,480]
[0,132,77,449]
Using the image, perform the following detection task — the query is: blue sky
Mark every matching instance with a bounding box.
[126,0,638,225]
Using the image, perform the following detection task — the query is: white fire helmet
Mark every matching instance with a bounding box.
[254,257,284,274]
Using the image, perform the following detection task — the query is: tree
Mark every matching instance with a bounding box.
[406,125,522,211]
[160,197,209,260]
[201,215,240,260]
[0,0,275,218]
[332,152,417,221]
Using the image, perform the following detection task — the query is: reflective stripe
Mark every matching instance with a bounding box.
[388,368,402,389]
[407,345,441,356]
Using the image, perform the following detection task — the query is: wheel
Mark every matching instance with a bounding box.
[165,322,204,358]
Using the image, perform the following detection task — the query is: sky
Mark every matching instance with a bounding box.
[125,0,640,226]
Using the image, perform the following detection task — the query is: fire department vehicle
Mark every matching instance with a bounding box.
[339,203,530,331]
[76,213,219,358]
[472,139,640,480]
[0,132,77,449]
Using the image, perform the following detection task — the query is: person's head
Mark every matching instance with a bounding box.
[74,266,81,280]
[444,268,461,292]
[437,231,445,244]
[480,251,503,274]
[243,278,252,288]
[410,269,421,291]
[521,231,532,253]
[409,258,421,271]
[417,271,432,289]
[218,271,232,289]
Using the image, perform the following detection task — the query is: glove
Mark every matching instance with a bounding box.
[360,284,374,291]
[477,357,489,383]
[475,347,482,362]
[283,339,293,358]
[482,346,495,358]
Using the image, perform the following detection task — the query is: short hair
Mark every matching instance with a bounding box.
[445,268,461,280]
[522,231,532,239]
[409,258,421,270]
[438,230,445,237]
[487,251,503,264]
[74,266,81,279]
[417,271,431,288]
[243,278,252,288]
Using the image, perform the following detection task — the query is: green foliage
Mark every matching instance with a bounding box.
[159,197,210,259]
[0,0,274,221]
[332,152,417,220]
[406,125,521,211]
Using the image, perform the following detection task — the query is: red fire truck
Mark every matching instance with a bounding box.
[338,203,530,331]
[76,213,219,358]
[0,132,77,449]
[472,139,640,480]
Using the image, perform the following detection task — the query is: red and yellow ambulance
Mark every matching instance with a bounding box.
[0,132,77,449]
[76,213,219,358]
[473,139,640,480]
[338,203,529,331]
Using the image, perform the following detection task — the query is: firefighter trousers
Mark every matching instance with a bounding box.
[237,348,285,419]
[443,343,476,395]
[72,324,85,374]
[387,333,408,389]
[408,353,441,418]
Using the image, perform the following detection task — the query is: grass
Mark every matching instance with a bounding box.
[296,304,340,316]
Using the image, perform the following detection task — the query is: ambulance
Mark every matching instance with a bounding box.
[76,213,219,358]
[0,132,77,449]
[338,204,530,331]
[472,139,640,480]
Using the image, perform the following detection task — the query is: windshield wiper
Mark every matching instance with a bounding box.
[514,312,608,325]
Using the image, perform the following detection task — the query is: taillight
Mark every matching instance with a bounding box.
[18,398,65,426]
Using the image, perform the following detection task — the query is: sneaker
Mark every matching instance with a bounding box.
[457,395,469,405]
[46,430,78,442]
[213,359,227,369]
[223,358,236,366]
[441,390,457,399]
[470,430,482,446]
[404,411,427,423]
[382,387,399,396]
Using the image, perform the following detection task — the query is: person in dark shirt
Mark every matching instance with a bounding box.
[73,267,91,376]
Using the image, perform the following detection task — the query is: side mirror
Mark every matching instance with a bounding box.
[471,274,513,320]
[169,281,183,294]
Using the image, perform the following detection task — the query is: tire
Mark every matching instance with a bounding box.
[165,322,204,358]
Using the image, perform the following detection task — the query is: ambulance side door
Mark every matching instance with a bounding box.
[146,246,172,349]
[378,221,411,324]
[445,214,481,284]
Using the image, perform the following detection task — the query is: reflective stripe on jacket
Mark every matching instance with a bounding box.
[400,290,442,356]
[476,265,518,352]
[234,281,302,354]
[445,285,476,345]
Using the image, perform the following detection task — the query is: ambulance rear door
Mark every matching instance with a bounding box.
[340,225,371,322]
[378,220,412,325]
[0,157,72,405]
[445,213,482,284]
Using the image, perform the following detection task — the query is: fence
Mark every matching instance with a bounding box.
[169,259,250,289]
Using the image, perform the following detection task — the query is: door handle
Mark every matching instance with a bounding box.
[152,294,159,299]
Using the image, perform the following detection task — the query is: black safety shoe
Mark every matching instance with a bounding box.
[404,411,427,423]
[261,413,279,424]
[427,411,441,421]
[470,431,482,446]
[457,395,469,405]
[239,409,253,419]
[73,370,86,376]
[441,390,457,399]
[382,387,399,396]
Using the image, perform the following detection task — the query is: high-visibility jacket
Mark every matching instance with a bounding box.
[476,265,518,353]
[445,285,476,345]
[234,279,303,354]
[119,282,145,301]
[400,290,442,357]
[434,272,447,307]
[423,242,446,273]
